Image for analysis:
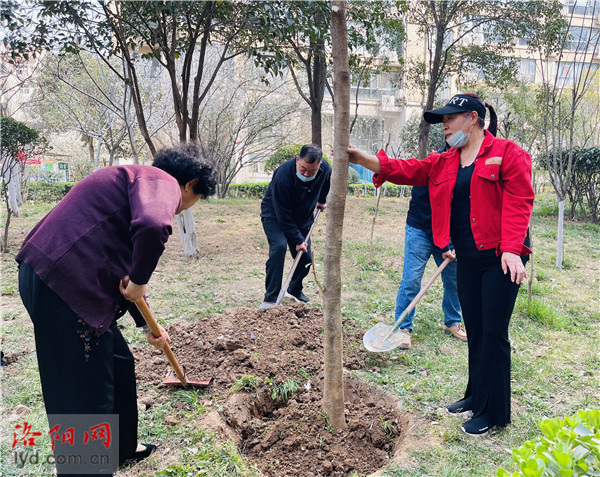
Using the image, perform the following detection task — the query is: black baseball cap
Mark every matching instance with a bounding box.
[424,94,486,124]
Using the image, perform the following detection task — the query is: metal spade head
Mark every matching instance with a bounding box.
[161,371,212,388]
[363,322,408,352]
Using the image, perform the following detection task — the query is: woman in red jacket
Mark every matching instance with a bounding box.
[348,93,534,436]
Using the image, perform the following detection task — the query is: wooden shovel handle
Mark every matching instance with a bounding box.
[275,208,322,306]
[384,255,454,341]
[134,298,187,386]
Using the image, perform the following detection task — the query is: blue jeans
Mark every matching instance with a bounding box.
[395,224,462,331]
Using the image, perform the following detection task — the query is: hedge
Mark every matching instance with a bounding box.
[347,183,412,198]
[226,182,412,199]
[226,182,270,198]
[14,180,411,203]
[22,182,76,203]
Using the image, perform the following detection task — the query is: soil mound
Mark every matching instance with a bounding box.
[133,304,404,476]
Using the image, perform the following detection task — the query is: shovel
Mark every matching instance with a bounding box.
[363,255,455,352]
[135,298,211,388]
[274,208,322,306]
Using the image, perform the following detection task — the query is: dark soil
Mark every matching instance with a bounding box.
[132,304,404,477]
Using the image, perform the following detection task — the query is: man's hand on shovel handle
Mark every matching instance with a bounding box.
[119,275,146,302]
[296,242,308,253]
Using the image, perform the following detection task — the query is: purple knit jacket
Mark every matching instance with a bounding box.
[16,165,181,334]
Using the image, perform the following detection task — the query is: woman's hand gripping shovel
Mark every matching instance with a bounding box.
[363,254,455,352]
[274,208,322,306]
[134,298,211,388]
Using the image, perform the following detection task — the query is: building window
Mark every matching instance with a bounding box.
[564,26,600,52]
[565,0,598,16]
[557,61,599,87]
[350,71,401,100]
[519,59,536,83]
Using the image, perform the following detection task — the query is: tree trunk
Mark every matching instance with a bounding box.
[94,136,103,171]
[322,0,349,431]
[86,134,95,163]
[555,199,565,268]
[2,196,11,253]
[311,103,323,148]
[417,6,445,160]
[310,19,327,149]
[122,57,139,164]
[126,120,139,165]
[175,208,201,259]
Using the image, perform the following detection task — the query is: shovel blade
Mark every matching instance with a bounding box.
[162,371,212,388]
[363,322,409,353]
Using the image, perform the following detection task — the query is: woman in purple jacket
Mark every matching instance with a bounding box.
[17,143,216,474]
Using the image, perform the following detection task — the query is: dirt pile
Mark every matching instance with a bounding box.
[133,304,404,476]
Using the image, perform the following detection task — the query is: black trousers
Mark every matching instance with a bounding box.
[262,217,312,303]
[18,263,138,475]
[456,255,522,428]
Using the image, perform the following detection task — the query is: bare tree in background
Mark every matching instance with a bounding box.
[196,59,300,198]
[532,1,600,268]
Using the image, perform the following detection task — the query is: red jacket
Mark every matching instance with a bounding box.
[374,130,534,256]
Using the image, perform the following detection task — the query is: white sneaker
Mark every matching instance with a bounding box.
[259,302,276,309]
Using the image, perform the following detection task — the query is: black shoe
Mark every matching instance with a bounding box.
[285,291,310,303]
[461,416,492,437]
[446,396,473,416]
[122,443,157,466]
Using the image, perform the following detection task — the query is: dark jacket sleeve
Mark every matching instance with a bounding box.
[128,302,147,327]
[271,172,305,244]
[318,162,332,204]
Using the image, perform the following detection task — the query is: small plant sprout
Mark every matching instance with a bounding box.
[318,411,334,433]
[229,375,262,393]
[269,378,298,402]
[380,416,397,436]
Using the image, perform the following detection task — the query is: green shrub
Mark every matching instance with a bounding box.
[226,182,269,198]
[347,183,411,198]
[497,408,600,477]
[536,203,559,217]
[23,182,75,203]
[264,144,304,173]
[264,144,330,173]
[348,166,361,184]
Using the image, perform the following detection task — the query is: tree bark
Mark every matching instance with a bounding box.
[322,0,349,431]
[556,199,565,269]
[417,2,447,159]
[94,136,103,171]
[311,103,323,148]
[175,208,201,259]
[2,197,11,253]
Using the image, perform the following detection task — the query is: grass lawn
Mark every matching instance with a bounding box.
[1,193,598,477]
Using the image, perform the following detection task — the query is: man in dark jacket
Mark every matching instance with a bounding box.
[260,144,331,308]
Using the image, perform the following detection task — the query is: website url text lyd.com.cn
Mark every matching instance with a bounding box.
[13,450,112,469]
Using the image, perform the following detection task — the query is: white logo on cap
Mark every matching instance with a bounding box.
[448,97,468,106]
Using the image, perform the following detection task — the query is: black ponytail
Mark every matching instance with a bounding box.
[462,92,497,137]
[485,102,497,137]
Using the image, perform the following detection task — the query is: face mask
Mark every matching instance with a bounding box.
[296,170,317,182]
[447,116,474,149]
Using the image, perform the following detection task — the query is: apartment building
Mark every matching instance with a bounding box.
[3,1,597,184]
